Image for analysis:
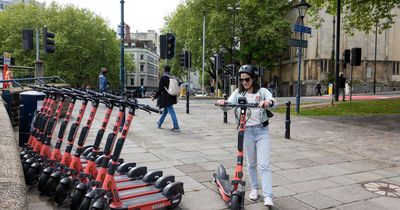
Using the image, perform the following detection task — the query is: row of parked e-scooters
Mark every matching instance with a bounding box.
[20,85,184,210]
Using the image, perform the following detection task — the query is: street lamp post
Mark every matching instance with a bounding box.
[295,0,310,114]
[202,11,206,96]
[228,2,240,94]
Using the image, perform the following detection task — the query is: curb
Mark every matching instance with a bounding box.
[0,100,27,210]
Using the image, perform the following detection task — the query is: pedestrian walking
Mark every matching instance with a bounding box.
[99,67,109,93]
[338,72,346,101]
[315,82,322,96]
[152,65,180,132]
[216,64,277,207]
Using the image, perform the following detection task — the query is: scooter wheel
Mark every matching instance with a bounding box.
[44,177,59,197]
[230,194,242,210]
[37,173,50,192]
[25,167,39,186]
[79,197,93,210]
[70,188,86,210]
[54,182,69,204]
[22,162,31,176]
[166,194,183,210]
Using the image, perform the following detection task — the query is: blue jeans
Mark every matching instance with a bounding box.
[244,125,272,198]
[158,105,179,129]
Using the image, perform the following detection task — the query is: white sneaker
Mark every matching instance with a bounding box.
[248,189,258,200]
[264,197,274,206]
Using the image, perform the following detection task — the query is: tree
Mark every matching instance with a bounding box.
[162,0,291,88]
[307,0,399,34]
[0,1,133,89]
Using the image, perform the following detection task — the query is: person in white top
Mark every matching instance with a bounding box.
[216,64,277,207]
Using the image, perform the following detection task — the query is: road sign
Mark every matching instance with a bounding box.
[288,39,308,48]
[293,24,311,34]
[3,52,11,65]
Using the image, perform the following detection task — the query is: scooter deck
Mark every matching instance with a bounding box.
[116,179,148,191]
[118,185,159,200]
[111,193,167,210]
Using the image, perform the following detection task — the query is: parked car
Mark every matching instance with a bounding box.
[195,91,208,97]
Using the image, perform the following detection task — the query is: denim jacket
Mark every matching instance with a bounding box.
[227,87,277,125]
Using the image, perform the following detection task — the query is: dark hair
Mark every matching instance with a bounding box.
[164,65,171,72]
[238,65,260,94]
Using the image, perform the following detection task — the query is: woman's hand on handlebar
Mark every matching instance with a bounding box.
[216,99,227,106]
[258,99,275,108]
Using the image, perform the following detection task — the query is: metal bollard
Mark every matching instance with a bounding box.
[186,88,190,114]
[285,101,291,139]
[223,94,228,123]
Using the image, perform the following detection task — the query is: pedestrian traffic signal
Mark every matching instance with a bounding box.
[185,51,191,68]
[43,27,55,54]
[22,29,34,51]
[220,54,224,69]
[179,51,191,68]
[166,33,175,59]
[180,51,186,67]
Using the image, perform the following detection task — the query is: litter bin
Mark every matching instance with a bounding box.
[19,91,46,146]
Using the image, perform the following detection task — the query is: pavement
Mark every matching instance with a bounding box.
[4,93,400,209]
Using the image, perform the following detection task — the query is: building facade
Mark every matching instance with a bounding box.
[270,7,400,96]
[125,30,160,96]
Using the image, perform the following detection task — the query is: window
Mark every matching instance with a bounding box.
[140,64,144,72]
[320,59,330,73]
[130,78,134,86]
[393,62,400,75]
[140,79,144,86]
[140,54,144,60]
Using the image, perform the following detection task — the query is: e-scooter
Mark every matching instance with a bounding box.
[214,96,259,210]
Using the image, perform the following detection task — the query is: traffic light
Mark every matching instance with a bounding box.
[166,33,175,59]
[180,51,186,67]
[214,53,224,70]
[220,54,224,69]
[43,27,55,54]
[179,51,191,68]
[22,29,34,51]
[185,51,191,68]
[159,34,167,59]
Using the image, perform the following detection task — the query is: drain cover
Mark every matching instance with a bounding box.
[362,181,400,198]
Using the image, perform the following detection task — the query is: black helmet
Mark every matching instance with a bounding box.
[238,64,258,78]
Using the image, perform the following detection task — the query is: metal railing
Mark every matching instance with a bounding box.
[0,76,65,88]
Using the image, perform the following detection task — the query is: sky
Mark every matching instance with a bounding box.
[39,0,184,33]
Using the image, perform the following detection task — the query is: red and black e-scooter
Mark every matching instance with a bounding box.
[90,98,184,210]
[214,96,259,210]
[44,89,92,196]
[21,88,57,157]
[22,89,60,176]
[25,90,67,185]
[37,89,78,193]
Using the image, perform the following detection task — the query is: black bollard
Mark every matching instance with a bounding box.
[223,94,228,123]
[285,101,291,139]
[186,88,189,114]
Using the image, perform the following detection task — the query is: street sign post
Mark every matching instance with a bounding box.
[288,39,308,48]
[294,24,312,34]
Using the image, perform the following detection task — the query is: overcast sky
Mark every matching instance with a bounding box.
[38,0,183,32]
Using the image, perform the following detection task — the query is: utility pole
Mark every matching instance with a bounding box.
[120,0,125,131]
[120,0,125,95]
[202,11,206,96]
[334,0,341,101]
[373,22,378,94]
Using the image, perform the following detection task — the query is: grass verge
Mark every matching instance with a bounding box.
[274,98,400,116]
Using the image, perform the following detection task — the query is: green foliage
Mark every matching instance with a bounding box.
[0,1,131,90]
[307,0,399,34]
[162,0,291,84]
